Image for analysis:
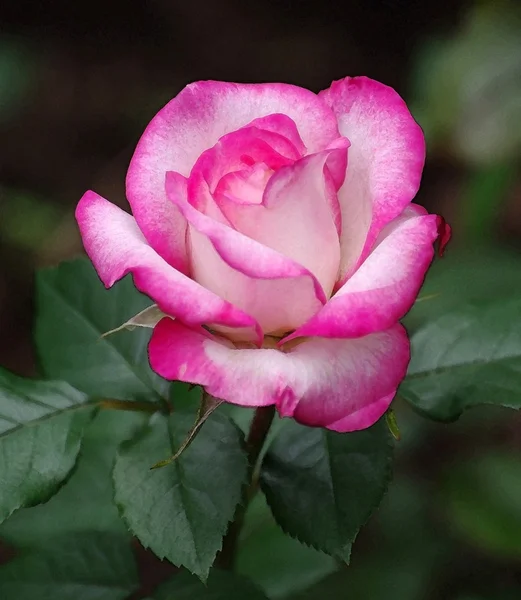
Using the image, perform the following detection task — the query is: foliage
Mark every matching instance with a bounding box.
[0,228,520,598]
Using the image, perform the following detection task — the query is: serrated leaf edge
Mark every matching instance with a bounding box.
[111,413,248,581]
[260,426,394,561]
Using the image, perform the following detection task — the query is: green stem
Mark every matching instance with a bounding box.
[216,405,276,570]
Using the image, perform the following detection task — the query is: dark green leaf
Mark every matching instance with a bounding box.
[0,368,95,524]
[35,257,169,401]
[113,412,247,580]
[401,296,521,421]
[237,494,336,598]
[260,418,393,560]
[152,390,223,468]
[153,569,269,600]
[0,410,145,546]
[0,533,138,600]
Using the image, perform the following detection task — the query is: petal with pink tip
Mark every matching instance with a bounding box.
[167,171,326,334]
[149,319,409,432]
[126,169,189,273]
[186,127,297,221]
[280,325,409,432]
[246,113,307,156]
[127,81,339,263]
[282,205,438,343]
[75,191,261,341]
[192,125,299,194]
[324,392,396,433]
[216,149,345,297]
[320,76,426,283]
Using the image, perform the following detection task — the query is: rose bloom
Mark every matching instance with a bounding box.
[76,77,449,432]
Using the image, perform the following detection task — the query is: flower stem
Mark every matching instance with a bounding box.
[216,405,276,570]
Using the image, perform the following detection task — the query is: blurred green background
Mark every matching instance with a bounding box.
[0,0,520,598]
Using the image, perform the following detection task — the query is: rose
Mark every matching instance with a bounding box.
[76,77,449,432]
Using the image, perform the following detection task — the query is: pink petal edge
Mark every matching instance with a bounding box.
[217,148,344,297]
[149,318,409,432]
[126,80,340,268]
[282,205,438,343]
[167,171,327,334]
[320,76,426,285]
[75,190,262,342]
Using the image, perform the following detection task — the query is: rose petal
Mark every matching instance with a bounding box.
[187,126,298,222]
[166,171,326,334]
[127,81,340,262]
[247,113,307,156]
[320,76,426,283]
[188,114,312,221]
[282,204,438,342]
[192,125,298,195]
[323,136,350,191]
[76,191,261,342]
[125,179,189,273]
[215,162,272,207]
[149,318,409,432]
[216,149,345,297]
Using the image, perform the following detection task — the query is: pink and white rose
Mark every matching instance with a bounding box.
[76,77,449,432]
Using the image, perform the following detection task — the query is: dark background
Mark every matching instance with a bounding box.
[1,1,520,598]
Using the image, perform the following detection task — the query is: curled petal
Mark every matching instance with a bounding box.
[127,81,340,258]
[246,113,307,156]
[282,205,438,342]
[191,126,298,198]
[320,76,426,283]
[216,149,345,297]
[149,319,409,432]
[215,162,272,207]
[188,114,311,218]
[167,171,326,334]
[75,191,261,341]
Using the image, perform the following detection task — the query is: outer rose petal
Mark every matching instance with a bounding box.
[127,81,340,263]
[125,173,189,274]
[282,204,438,343]
[217,149,345,297]
[75,191,261,342]
[166,172,326,334]
[320,76,426,283]
[149,319,409,432]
